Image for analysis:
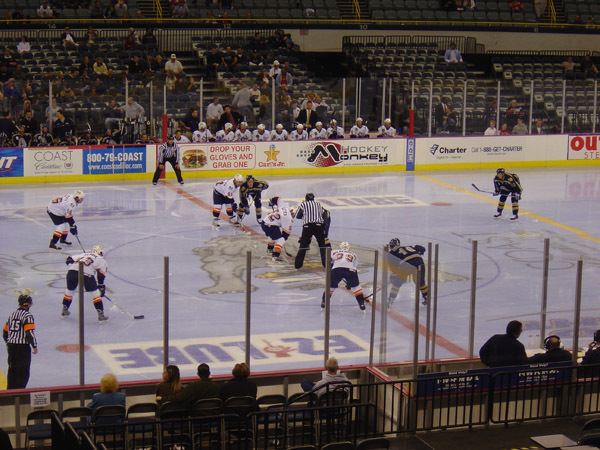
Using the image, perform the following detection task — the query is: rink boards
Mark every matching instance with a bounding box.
[0,134,599,184]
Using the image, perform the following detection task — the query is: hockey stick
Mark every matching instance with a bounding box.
[365,287,382,302]
[75,235,86,253]
[471,183,496,195]
[104,295,145,320]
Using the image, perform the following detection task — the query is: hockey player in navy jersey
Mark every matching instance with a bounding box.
[387,238,429,307]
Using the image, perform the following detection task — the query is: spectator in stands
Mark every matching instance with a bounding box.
[37,0,54,18]
[484,119,499,136]
[505,99,522,128]
[532,118,545,135]
[218,104,242,130]
[3,78,20,101]
[235,47,246,66]
[512,117,528,135]
[257,69,270,88]
[220,362,257,400]
[573,15,584,24]
[156,365,183,404]
[232,83,255,123]
[79,55,93,79]
[221,47,238,72]
[509,0,522,12]
[444,43,463,64]
[84,28,99,49]
[18,110,38,136]
[582,330,600,366]
[124,29,142,50]
[479,320,527,367]
[206,97,224,131]
[258,94,272,124]
[90,0,103,18]
[206,47,222,75]
[276,67,293,88]
[104,99,124,130]
[93,57,112,78]
[142,29,158,48]
[114,0,129,18]
[61,28,79,48]
[499,122,511,135]
[103,2,116,18]
[434,98,450,133]
[297,100,320,130]
[183,108,201,132]
[128,55,147,79]
[54,110,74,141]
[562,56,576,79]
[534,0,547,17]
[32,125,53,146]
[248,49,265,67]
[528,335,572,364]
[172,0,190,17]
[84,77,108,97]
[581,55,598,78]
[269,60,282,79]
[165,53,184,77]
[59,84,76,101]
[301,357,350,398]
[45,98,59,122]
[124,96,145,122]
[87,373,126,412]
[168,363,220,408]
[17,36,31,54]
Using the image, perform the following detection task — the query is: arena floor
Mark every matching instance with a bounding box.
[1,168,599,388]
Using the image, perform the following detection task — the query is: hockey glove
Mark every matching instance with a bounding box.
[70,225,78,235]
[66,256,75,265]
[98,284,106,297]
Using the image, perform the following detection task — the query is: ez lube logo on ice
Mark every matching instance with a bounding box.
[0,149,24,177]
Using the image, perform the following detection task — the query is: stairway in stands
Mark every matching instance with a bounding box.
[137,0,170,17]
[335,0,367,19]
[541,0,566,23]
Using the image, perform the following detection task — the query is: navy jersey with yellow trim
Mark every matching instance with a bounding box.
[390,245,426,262]
[240,180,269,200]
[494,173,522,195]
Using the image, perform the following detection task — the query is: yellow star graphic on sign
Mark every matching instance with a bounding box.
[264,147,279,162]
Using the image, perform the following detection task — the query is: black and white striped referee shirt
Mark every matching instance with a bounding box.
[296,200,325,225]
[158,142,180,163]
[3,308,37,348]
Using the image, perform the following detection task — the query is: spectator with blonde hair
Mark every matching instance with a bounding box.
[301,357,350,397]
[219,362,257,400]
[87,373,126,412]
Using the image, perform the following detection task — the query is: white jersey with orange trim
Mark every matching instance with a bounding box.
[331,250,359,271]
[215,130,235,142]
[290,130,308,141]
[214,179,239,199]
[310,128,328,139]
[270,130,288,141]
[192,129,213,143]
[67,252,108,278]
[377,125,397,137]
[253,130,271,141]
[263,203,293,234]
[47,194,79,218]
[234,129,253,142]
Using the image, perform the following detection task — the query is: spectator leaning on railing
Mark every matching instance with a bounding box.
[479,320,528,367]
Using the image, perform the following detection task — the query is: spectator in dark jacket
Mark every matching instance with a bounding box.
[528,336,572,364]
[220,363,257,400]
[479,320,528,367]
[218,105,243,130]
[170,363,220,408]
[156,365,182,404]
[87,373,126,412]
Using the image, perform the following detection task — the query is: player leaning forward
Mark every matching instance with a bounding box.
[212,174,245,227]
[322,242,367,311]
[62,245,109,321]
[493,168,522,220]
[47,190,84,250]
[261,196,294,263]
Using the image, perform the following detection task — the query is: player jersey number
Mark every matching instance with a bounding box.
[79,256,95,266]
[52,197,63,203]
[9,319,21,332]
[267,212,281,221]
[335,253,355,262]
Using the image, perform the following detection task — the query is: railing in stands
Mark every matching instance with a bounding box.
[154,0,163,18]
[549,0,557,24]
[342,35,479,54]
[352,0,361,21]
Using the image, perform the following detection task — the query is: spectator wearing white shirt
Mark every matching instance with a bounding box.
[17,36,31,54]
[37,0,54,18]
[206,97,224,131]
[484,119,499,136]
[165,54,184,77]
[444,43,463,64]
[268,60,281,78]
[124,97,145,121]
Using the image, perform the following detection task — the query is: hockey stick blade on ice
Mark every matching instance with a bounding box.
[471,184,495,195]
[104,295,144,320]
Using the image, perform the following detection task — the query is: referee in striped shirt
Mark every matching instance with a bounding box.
[294,192,329,269]
[3,293,38,389]
[152,135,184,185]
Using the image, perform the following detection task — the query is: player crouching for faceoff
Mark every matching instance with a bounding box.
[387,238,429,306]
[261,196,294,263]
[493,168,522,220]
[62,245,109,321]
[322,242,367,311]
[212,174,244,228]
[233,175,269,225]
[47,190,84,250]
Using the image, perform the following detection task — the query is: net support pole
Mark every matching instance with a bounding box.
[342,78,346,131]
[462,80,467,136]
[529,79,534,134]
[468,240,478,358]
[425,242,433,360]
[368,250,379,366]
[245,251,251,368]
[125,77,129,104]
[572,259,583,364]
[412,266,421,379]
[78,261,85,387]
[427,80,433,137]
[431,243,440,362]
[163,256,169,369]
[357,77,362,119]
[594,79,598,134]
[540,238,550,348]
[324,247,332,365]
[561,79,566,134]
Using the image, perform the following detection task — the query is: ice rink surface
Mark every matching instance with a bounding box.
[1,167,600,388]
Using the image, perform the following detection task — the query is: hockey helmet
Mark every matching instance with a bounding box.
[167,134,174,141]
[268,196,280,208]
[240,121,248,129]
[246,174,255,182]
[305,192,315,202]
[257,124,266,131]
[339,241,351,252]
[384,118,392,125]
[224,122,233,130]
[330,119,337,126]
[296,124,304,131]
[356,117,363,124]
[92,244,104,256]
[496,168,505,175]
[275,123,283,130]
[198,121,207,130]
[289,206,297,218]
[388,238,401,252]
[233,174,244,186]
[315,121,323,129]
[73,190,85,203]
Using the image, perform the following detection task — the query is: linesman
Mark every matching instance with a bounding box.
[152,135,184,185]
[294,192,328,269]
[3,291,38,389]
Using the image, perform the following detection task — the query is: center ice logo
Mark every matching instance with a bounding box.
[305,142,342,167]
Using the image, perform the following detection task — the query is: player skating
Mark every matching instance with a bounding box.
[322,242,367,311]
[47,190,84,250]
[493,168,522,220]
[387,238,429,307]
[261,196,294,263]
[62,245,109,321]
[232,175,269,225]
[212,174,245,228]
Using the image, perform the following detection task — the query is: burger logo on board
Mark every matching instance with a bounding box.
[182,149,207,168]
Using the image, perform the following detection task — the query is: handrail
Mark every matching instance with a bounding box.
[352,0,361,20]
[549,0,557,24]
[154,0,163,18]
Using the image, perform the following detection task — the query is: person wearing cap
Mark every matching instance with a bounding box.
[152,135,184,185]
[3,291,38,389]
[269,60,281,78]
[165,53,184,77]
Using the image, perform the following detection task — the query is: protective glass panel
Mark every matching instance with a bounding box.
[499,79,529,137]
